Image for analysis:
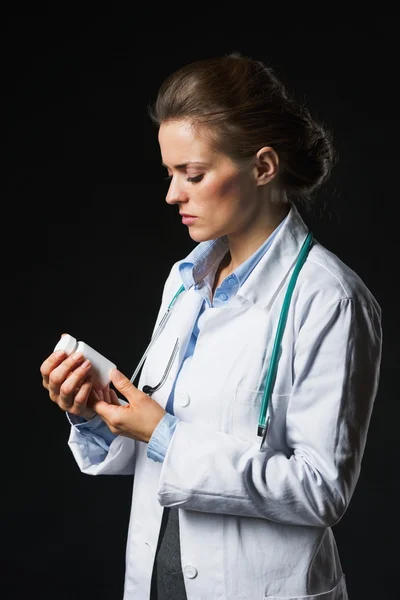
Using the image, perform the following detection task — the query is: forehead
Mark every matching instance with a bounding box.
[158,120,215,165]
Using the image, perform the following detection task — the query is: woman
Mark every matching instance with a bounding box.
[40,53,382,599]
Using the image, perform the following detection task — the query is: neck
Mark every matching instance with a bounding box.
[224,199,290,273]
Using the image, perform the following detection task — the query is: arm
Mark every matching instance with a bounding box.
[67,398,137,475]
[157,296,382,527]
[147,413,180,462]
[67,412,117,448]
[65,263,183,475]
[68,397,180,472]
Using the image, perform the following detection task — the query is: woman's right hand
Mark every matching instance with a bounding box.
[40,348,98,420]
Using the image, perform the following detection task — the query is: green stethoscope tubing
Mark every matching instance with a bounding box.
[258,231,313,443]
[133,231,313,445]
[168,284,186,310]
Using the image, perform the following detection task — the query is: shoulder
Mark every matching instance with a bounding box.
[297,239,381,318]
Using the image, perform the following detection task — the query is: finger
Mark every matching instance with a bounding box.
[40,350,67,387]
[109,369,136,402]
[40,332,76,381]
[99,386,120,406]
[48,352,86,395]
[109,389,121,405]
[58,359,92,408]
[98,385,111,405]
[92,399,124,425]
[69,378,93,414]
[95,388,105,402]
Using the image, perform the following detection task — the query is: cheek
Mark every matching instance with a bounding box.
[203,172,244,204]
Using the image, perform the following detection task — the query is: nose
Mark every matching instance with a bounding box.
[165,177,189,205]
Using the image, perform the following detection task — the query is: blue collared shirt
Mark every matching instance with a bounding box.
[68,218,286,460]
[147,219,286,462]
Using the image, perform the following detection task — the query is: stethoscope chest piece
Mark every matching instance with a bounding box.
[259,415,270,449]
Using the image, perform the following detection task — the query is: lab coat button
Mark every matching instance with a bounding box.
[184,565,198,579]
[177,392,190,407]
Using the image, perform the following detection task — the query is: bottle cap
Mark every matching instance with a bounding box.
[54,334,77,355]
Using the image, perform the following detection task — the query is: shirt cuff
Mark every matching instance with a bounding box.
[66,412,98,426]
[66,412,117,448]
[147,413,179,463]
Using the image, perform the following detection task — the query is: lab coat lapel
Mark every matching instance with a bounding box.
[154,204,311,405]
[169,287,204,379]
[142,288,203,410]
[237,204,311,310]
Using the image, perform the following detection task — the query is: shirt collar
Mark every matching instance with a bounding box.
[178,236,229,290]
[178,215,287,291]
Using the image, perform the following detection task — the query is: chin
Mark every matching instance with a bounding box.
[187,220,225,242]
[188,229,219,243]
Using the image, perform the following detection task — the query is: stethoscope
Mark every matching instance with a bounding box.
[130,231,313,450]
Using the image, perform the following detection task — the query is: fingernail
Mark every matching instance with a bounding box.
[72,352,83,361]
[54,350,65,357]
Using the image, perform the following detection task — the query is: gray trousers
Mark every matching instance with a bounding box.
[150,507,188,600]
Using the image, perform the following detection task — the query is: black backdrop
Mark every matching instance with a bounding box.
[4,10,398,600]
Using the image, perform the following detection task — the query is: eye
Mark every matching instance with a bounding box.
[163,173,204,183]
[186,174,204,183]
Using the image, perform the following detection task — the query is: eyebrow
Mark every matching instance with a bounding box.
[161,161,209,169]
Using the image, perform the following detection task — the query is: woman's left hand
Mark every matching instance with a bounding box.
[92,369,167,443]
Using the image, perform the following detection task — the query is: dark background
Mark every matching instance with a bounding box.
[4,9,398,600]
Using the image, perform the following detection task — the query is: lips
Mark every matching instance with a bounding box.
[180,213,197,218]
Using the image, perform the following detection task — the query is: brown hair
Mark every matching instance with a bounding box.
[148,53,337,205]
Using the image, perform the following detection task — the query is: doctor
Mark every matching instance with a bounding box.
[40,53,382,600]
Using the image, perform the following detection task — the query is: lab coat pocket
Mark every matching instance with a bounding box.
[232,384,290,446]
[263,574,347,599]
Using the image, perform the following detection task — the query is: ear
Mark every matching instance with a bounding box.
[254,146,279,186]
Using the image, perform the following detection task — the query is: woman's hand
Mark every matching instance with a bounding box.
[40,345,118,420]
[91,369,167,443]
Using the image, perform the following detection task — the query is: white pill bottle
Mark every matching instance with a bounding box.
[54,334,116,389]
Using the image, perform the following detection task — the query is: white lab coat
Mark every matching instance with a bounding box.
[68,204,382,600]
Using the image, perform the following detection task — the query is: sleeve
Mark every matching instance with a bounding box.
[66,412,118,449]
[66,398,138,475]
[65,261,183,477]
[147,413,180,463]
[156,296,382,527]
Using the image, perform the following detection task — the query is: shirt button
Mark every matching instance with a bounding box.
[184,565,198,579]
[217,292,228,301]
[177,392,190,407]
